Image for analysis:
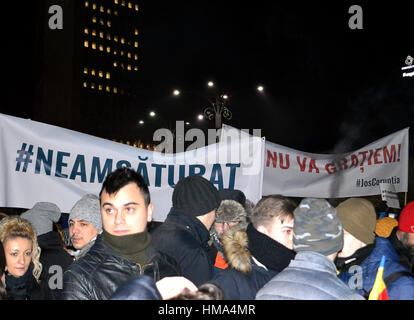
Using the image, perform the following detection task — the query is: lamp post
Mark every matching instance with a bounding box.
[203,82,232,130]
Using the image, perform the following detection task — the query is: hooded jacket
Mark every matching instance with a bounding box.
[37,231,74,299]
[338,237,414,300]
[211,223,294,300]
[150,208,214,286]
[388,227,414,274]
[61,234,181,300]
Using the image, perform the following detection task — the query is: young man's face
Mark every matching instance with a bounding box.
[100,182,153,236]
[259,215,294,249]
[69,219,99,250]
[337,229,364,258]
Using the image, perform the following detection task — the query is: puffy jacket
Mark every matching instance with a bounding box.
[150,208,214,286]
[256,251,365,300]
[61,234,181,300]
[338,237,414,300]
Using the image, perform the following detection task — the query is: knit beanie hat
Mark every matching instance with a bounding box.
[69,194,102,233]
[398,201,414,233]
[293,198,343,256]
[219,189,246,208]
[375,217,398,238]
[21,202,61,236]
[172,176,221,217]
[215,200,247,223]
[336,198,376,244]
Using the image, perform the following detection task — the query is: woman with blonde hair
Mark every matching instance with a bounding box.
[0,215,44,299]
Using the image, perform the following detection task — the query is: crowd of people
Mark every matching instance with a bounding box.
[0,167,413,300]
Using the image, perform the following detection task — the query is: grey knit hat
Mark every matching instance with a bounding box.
[21,202,61,236]
[173,176,221,217]
[69,194,102,232]
[293,198,344,256]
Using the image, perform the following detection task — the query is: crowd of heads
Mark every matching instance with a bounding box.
[0,166,413,300]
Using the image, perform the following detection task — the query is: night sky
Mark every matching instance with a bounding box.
[2,1,413,155]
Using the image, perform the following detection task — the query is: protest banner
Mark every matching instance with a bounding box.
[221,124,409,198]
[0,114,264,221]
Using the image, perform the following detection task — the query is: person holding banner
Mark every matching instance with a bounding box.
[335,198,414,300]
[62,167,181,300]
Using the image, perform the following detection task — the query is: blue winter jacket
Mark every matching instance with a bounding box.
[338,237,414,300]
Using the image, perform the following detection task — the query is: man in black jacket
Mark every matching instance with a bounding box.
[150,176,221,286]
[61,168,181,300]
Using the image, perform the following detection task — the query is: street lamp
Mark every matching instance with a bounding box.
[257,85,264,93]
[149,111,156,117]
[173,89,180,96]
[203,89,232,130]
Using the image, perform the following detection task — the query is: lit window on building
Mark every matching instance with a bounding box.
[107,34,111,40]
[99,44,104,51]
[134,66,138,71]
[113,61,118,67]
[127,64,131,71]
[114,0,118,4]
[107,21,111,28]
[91,82,96,89]
[98,84,103,91]
[84,40,89,47]
[106,46,111,53]
[113,87,118,93]
[106,72,111,79]
[128,2,132,9]
[99,31,104,38]
[121,0,125,7]
[85,1,89,7]
[120,50,124,56]
[99,18,104,26]
[92,29,96,36]
[99,71,103,78]
[134,41,138,48]
[107,8,111,14]
[91,69,96,76]
[83,67,88,74]
[134,29,139,36]
[83,82,88,88]
[134,54,138,60]
[120,38,125,44]
[135,4,139,11]
[100,5,104,12]
[106,86,111,92]
[84,28,89,34]
[114,35,118,42]
[92,16,97,23]
[127,52,131,59]
[92,3,97,10]
[113,50,118,55]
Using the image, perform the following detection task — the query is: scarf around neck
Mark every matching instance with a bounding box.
[103,229,151,265]
[5,263,35,300]
[246,223,296,272]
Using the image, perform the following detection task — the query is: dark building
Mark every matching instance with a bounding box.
[34,0,141,140]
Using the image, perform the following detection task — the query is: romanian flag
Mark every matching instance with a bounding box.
[368,255,389,300]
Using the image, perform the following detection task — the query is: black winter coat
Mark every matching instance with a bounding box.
[110,275,162,300]
[5,264,44,300]
[61,234,181,300]
[37,231,73,299]
[150,208,215,286]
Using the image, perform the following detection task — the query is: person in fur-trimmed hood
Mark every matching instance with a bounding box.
[210,195,297,300]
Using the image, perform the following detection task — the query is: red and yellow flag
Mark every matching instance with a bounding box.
[368,255,389,300]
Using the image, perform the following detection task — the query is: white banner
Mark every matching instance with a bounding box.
[221,124,409,198]
[0,114,264,222]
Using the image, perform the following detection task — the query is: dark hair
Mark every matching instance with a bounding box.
[251,194,297,229]
[100,167,150,206]
[172,282,225,300]
[0,241,7,300]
